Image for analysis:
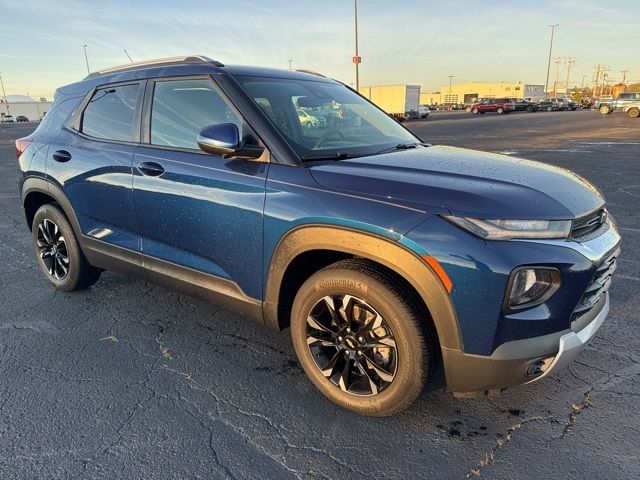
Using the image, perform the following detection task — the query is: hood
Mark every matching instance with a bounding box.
[309,146,604,219]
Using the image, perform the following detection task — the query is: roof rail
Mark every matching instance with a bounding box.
[84,55,224,79]
[295,69,326,78]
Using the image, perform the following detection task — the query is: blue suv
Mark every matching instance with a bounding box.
[16,56,621,415]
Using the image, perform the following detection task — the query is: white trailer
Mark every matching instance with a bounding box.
[358,85,421,120]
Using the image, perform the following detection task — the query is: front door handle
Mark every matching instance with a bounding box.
[138,161,165,177]
[52,150,72,162]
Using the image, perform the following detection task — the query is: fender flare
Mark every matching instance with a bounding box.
[263,225,463,352]
[21,177,83,239]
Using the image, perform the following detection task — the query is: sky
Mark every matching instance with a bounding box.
[0,0,638,100]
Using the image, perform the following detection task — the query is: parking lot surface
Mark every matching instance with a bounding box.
[1,110,638,479]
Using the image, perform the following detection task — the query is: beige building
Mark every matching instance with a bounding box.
[421,82,545,106]
[1,98,52,121]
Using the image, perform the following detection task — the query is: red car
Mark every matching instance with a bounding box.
[470,98,515,114]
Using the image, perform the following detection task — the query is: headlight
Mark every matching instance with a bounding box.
[443,216,571,240]
[505,267,561,311]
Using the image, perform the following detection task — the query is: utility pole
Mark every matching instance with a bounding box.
[581,75,587,89]
[353,0,360,91]
[448,75,454,102]
[593,65,602,97]
[553,57,562,98]
[124,49,134,63]
[0,72,9,115]
[82,44,90,74]
[288,59,293,70]
[621,70,629,90]
[564,57,574,95]
[544,24,559,97]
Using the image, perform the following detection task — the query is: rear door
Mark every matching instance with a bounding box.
[132,76,268,300]
[47,81,144,252]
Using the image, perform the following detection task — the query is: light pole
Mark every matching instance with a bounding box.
[448,75,454,95]
[354,0,360,91]
[0,72,9,115]
[82,44,90,74]
[544,24,559,98]
[288,59,293,70]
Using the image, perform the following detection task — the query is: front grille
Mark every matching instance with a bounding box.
[570,247,619,325]
[570,208,607,239]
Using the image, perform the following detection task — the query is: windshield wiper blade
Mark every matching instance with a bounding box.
[302,152,352,161]
[375,142,427,155]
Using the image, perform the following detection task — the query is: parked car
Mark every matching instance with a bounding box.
[598,92,640,115]
[470,98,515,114]
[511,98,539,112]
[624,103,640,118]
[418,105,430,118]
[297,109,322,127]
[16,56,621,416]
[538,98,574,111]
[16,115,29,122]
[1,114,14,123]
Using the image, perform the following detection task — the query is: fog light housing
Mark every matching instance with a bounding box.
[504,267,560,312]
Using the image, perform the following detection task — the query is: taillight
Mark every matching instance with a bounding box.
[15,138,32,159]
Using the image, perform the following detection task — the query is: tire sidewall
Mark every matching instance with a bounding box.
[32,205,82,291]
[291,268,425,415]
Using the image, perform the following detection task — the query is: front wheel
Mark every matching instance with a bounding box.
[31,204,101,291]
[497,107,504,114]
[472,107,479,114]
[627,107,640,118]
[291,260,435,416]
[599,105,611,114]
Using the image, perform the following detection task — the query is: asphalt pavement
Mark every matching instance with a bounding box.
[1,110,638,479]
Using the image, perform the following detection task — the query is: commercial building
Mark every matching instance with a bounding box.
[420,82,545,106]
[1,95,52,121]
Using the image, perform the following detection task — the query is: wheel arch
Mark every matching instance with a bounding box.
[264,225,463,353]
[22,178,82,238]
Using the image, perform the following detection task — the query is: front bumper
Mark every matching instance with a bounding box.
[444,292,610,395]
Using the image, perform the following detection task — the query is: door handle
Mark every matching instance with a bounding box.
[52,150,72,162]
[138,161,165,177]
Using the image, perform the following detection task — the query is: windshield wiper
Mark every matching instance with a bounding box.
[375,142,428,155]
[302,152,352,161]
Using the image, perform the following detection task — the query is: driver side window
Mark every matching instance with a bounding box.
[150,79,242,149]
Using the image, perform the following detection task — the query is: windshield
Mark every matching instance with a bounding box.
[234,75,419,160]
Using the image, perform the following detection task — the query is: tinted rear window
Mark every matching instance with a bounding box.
[81,84,140,141]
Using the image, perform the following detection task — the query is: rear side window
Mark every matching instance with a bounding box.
[81,84,140,141]
[150,79,241,149]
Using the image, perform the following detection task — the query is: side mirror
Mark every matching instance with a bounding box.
[197,123,264,159]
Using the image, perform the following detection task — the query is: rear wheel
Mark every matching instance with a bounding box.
[526,106,533,113]
[497,107,504,114]
[546,106,553,112]
[627,107,640,118]
[472,107,478,114]
[31,204,101,291]
[599,105,611,115]
[291,260,435,416]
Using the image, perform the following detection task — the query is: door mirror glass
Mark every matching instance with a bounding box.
[197,123,264,159]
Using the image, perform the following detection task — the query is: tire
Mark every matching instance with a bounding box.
[472,107,478,114]
[546,106,553,112]
[465,106,472,113]
[31,204,101,291]
[599,105,611,115]
[627,107,640,118]
[526,106,533,113]
[291,259,436,416]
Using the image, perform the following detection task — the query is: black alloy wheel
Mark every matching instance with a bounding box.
[305,294,397,396]
[36,218,69,280]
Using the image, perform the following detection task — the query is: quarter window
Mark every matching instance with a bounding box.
[81,84,140,141]
[150,79,242,149]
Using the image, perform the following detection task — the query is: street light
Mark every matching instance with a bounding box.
[0,72,9,115]
[288,59,293,70]
[544,24,559,97]
[353,0,361,91]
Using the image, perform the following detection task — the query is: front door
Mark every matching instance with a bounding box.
[132,77,267,300]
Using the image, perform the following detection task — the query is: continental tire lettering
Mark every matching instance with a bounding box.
[317,278,365,291]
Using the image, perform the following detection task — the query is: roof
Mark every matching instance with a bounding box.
[58,56,336,95]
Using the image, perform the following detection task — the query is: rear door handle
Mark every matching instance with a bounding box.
[52,150,72,162]
[137,161,165,177]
